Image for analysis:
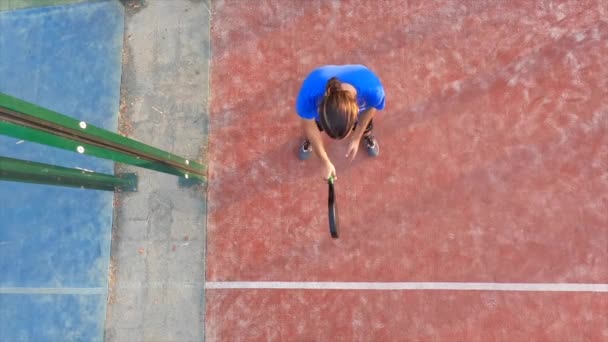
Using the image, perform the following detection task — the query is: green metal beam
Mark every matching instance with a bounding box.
[0,121,203,181]
[0,0,88,12]
[0,92,205,182]
[0,156,137,192]
[0,93,205,177]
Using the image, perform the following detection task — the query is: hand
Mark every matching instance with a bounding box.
[345,138,360,161]
[322,160,337,181]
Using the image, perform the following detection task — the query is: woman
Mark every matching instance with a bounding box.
[295,64,386,180]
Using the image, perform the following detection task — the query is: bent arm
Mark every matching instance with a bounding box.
[352,108,376,142]
[302,119,330,164]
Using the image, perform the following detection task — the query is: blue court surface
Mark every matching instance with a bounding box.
[0,1,123,340]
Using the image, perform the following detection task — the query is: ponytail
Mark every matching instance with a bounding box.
[325,77,342,96]
[319,77,358,139]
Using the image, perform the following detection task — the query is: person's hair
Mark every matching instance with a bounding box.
[318,77,358,139]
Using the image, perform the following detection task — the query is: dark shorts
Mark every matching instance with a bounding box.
[315,119,374,135]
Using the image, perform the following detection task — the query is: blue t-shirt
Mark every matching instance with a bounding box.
[295,64,385,120]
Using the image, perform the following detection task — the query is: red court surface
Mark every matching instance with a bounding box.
[206,0,608,340]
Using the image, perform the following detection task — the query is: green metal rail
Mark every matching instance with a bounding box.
[0,121,189,179]
[0,156,137,192]
[0,92,205,182]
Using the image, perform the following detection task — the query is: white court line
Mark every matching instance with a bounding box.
[0,287,105,295]
[206,282,608,292]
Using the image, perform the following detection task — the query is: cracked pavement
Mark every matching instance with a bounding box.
[104,1,210,341]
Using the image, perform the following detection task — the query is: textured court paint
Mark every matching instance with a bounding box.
[207,0,608,339]
[208,0,608,283]
[0,1,123,340]
[0,294,106,341]
[206,290,608,341]
[0,287,105,294]
[0,0,123,284]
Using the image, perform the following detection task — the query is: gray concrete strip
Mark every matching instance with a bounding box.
[105,1,210,341]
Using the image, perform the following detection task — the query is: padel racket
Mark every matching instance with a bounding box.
[328,176,339,238]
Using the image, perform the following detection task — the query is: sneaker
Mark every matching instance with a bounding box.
[299,139,312,160]
[364,135,380,157]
